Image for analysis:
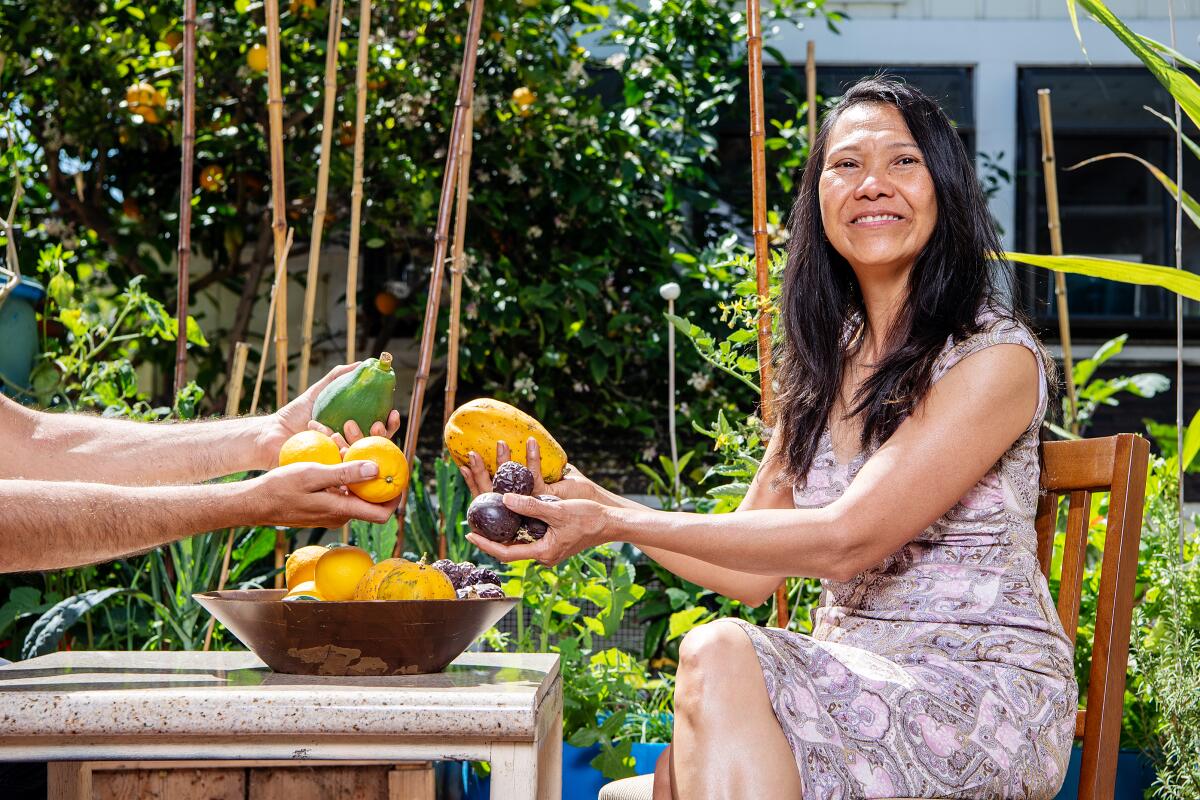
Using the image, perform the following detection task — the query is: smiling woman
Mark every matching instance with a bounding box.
[465,77,1077,800]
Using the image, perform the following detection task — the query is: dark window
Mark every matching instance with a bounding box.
[1016,66,1200,337]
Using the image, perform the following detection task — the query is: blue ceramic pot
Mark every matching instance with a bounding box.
[0,276,44,396]
[1054,747,1155,800]
[457,741,668,800]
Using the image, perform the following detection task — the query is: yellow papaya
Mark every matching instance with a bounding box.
[444,398,567,482]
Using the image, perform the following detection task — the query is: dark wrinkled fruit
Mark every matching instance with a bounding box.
[431,559,469,589]
[522,495,560,540]
[463,566,500,587]
[457,582,505,600]
[493,460,535,496]
[467,492,522,543]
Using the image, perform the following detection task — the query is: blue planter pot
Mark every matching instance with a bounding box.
[0,276,44,396]
[457,741,668,800]
[1054,747,1155,800]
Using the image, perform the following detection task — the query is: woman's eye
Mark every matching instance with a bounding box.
[897,156,920,166]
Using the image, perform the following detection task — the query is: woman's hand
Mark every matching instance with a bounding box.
[466,494,610,565]
[460,437,597,501]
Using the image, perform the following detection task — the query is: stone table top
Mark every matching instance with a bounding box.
[0,650,560,740]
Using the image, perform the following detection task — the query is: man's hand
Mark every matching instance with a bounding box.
[244,460,399,529]
[460,437,596,501]
[255,363,402,468]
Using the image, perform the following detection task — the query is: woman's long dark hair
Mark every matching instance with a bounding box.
[773,76,1045,481]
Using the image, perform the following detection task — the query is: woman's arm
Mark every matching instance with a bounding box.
[630,431,794,606]
[472,344,1039,582]
[461,435,793,606]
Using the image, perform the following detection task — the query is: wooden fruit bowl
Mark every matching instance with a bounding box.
[194,589,517,676]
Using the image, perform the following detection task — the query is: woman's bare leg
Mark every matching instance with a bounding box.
[669,619,802,800]
[652,745,672,800]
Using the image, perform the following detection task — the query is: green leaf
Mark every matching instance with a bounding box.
[185,316,209,347]
[0,587,46,640]
[667,606,714,641]
[1072,0,1200,131]
[1181,408,1200,471]
[552,600,581,615]
[590,740,636,781]
[735,355,759,373]
[571,1,610,19]
[1003,252,1200,301]
[1143,105,1200,163]
[22,589,125,659]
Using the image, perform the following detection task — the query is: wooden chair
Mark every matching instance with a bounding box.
[598,433,1150,800]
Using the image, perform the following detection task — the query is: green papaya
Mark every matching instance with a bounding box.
[313,352,396,436]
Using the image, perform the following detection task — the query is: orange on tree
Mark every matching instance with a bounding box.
[343,436,409,503]
[126,81,165,122]
[337,121,355,146]
[512,86,535,107]
[247,44,269,73]
[314,545,374,601]
[289,0,316,16]
[162,30,183,50]
[373,291,399,316]
[285,544,329,589]
[198,164,225,193]
[121,197,141,220]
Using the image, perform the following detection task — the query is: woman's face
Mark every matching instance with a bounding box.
[818,102,937,278]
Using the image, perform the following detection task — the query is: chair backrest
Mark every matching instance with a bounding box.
[1034,433,1150,800]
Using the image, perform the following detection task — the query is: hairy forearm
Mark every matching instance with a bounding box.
[16,409,268,485]
[0,479,253,572]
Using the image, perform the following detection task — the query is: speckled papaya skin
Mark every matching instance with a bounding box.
[444,398,568,482]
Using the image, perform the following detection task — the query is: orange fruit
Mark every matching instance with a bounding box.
[337,121,355,146]
[126,81,166,117]
[512,86,535,107]
[283,579,326,601]
[289,0,316,15]
[278,430,341,467]
[199,164,225,192]
[375,561,456,601]
[121,197,141,220]
[314,545,374,600]
[285,545,329,589]
[343,436,409,503]
[163,30,183,50]
[247,44,269,72]
[353,557,411,600]
[374,291,399,316]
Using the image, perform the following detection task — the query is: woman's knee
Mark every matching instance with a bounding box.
[675,619,757,718]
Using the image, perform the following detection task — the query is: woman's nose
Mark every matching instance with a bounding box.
[854,169,894,201]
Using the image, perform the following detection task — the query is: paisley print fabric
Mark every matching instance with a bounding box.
[731,310,1078,799]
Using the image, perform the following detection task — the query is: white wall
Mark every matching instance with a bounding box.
[824,0,1200,19]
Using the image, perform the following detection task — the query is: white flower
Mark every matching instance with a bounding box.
[554,214,569,230]
[567,61,586,82]
[476,170,491,183]
[514,376,537,397]
[528,225,543,239]
[502,163,526,184]
[641,445,658,461]
[572,381,589,393]
[688,372,710,392]
[605,52,627,70]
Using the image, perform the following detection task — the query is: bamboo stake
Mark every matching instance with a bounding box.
[226,342,251,418]
[250,229,294,415]
[746,0,785,628]
[1169,1,1185,560]
[443,111,476,432]
[439,113,477,561]
[346,0,371,363]
[299,0,345,389]
[1036,90,1079,435]
[174,0,197,398]
[0,126,23,313]
[203,342,252,651]
[805,40,817,147]
[265,0,290,408]
[393,0,487,557]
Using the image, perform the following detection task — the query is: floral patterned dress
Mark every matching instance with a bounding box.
[730,312,1077,799]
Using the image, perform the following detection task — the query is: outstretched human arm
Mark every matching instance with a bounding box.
[470,344,1039,582]
[0,364,400,486]
[0,460,395,573]
[459,437,792,606]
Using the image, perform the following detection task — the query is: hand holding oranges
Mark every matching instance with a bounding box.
[276,430,409,503]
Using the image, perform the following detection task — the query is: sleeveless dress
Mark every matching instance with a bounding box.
[730,310,1078,799]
